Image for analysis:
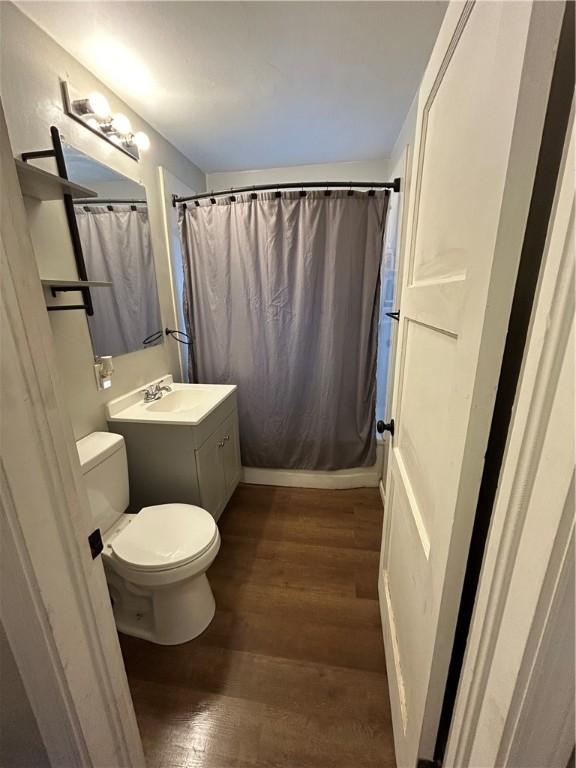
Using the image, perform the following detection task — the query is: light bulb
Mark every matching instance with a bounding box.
[88,91,111,119]
[134,131,150,151]
[111,113,132,136]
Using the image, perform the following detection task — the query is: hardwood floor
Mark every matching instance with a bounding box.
[119,484,396,768]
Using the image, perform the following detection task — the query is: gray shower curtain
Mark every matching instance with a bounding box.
[179,190,388,470]
[75,205,162,356]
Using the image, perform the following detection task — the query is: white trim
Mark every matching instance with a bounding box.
[383,573,408,733]
[394,449,431,559]
[242,464,379,489]
[242,440,383,489]
[445,106,575,768]
[157,167,197,383]
[379,478,386,508]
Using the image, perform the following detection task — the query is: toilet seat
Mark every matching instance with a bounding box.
[110,503,218,572]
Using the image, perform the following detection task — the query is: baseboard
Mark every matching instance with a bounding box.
[242,465,380,489]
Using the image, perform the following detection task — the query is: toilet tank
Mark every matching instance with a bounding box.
[76,432,130,533]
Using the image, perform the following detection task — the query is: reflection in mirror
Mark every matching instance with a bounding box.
[62,144,162,357]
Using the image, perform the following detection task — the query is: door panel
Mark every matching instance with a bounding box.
[196,432,225,517]
[397,319,457,539]
[221,411,242,498]
[379,2,564,766]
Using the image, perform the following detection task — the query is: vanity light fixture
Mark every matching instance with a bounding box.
[61,80,150,160]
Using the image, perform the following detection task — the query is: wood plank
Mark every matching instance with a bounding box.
[119,484,394,767]
[122,644,390,725]
[208,580,383,628]
[209,553,357,598]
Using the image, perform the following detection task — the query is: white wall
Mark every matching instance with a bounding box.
[0,3,206,440]
[206,157,389,192]
[389,91,418,176]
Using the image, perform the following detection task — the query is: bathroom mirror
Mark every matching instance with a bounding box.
[62,144,163,357]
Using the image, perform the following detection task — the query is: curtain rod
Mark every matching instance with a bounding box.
[172,177,401,206]
[74,198,147,205]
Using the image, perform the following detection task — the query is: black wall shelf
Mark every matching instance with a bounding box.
[21,127,99,316]
[16,159,96,201]
[41,279,112,312]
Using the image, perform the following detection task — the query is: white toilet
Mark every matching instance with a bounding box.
[76,431,221,645]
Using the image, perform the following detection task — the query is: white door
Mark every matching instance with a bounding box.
[378,2,565,766]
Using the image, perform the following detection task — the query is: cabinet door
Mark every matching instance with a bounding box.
[195,430,225,517]
[220,412,242,498]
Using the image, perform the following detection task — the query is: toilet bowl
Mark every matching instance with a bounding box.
[77,431,220,645]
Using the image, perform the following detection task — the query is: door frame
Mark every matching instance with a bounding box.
[0,102,144,766]
[445,101,575,768]
[435,3,575,758]
[158,166,198,383]
[378,140,412,492]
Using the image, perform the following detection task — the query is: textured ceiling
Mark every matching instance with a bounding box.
[19,1,447,172]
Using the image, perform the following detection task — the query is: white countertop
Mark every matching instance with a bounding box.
[106,375,237,426]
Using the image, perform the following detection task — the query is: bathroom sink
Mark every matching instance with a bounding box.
[146,389,214,413]
[106,376,237,426]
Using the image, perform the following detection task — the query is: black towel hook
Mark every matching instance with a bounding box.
[165,327,193,345]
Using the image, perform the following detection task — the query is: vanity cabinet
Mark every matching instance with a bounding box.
[196,411,241,514]
[109,389,241,521]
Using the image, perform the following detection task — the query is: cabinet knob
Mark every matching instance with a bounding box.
[224,434,230,441]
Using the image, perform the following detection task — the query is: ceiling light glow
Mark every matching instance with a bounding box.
[112,113,132,136]
[88,37,155,99]
[88,91,111,119]
[133,131,150,151]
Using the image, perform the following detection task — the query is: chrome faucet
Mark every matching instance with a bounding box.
[141,381,172,402]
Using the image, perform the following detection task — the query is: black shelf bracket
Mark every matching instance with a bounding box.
[47,304,90,312]
[23,128,95,315]
[21,149,57,163]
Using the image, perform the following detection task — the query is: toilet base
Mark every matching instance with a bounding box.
[109,570,217,646]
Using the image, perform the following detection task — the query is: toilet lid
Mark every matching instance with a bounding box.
[110,503,218,571]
